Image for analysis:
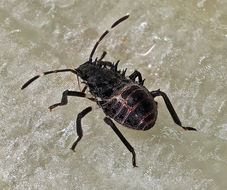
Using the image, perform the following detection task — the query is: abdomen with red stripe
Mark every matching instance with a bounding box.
[102,83,158,131]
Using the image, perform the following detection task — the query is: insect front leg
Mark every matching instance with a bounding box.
[129,70,145,85]
[151,89,197,131]
[49,90,87,111]
[98,51,107,62]
[104,117,137,167]
[81,85,88,93]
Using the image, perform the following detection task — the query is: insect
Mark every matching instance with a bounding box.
[21,15,196,167]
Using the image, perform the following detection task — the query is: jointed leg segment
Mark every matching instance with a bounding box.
[71,106,92,151]
[49,90,86,111]
[104,117,137,167]
[129,70,145,85]
[151,89,197,131]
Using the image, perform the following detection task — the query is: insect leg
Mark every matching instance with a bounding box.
[129,70,145,85]
[71,106,92,151]
[104,117,137,167]
[98,51,107,62]
[49,90,91,111]
[81,85,88,93]
[151,89,197,131]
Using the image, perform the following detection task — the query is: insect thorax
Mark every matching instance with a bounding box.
[77,61,130,99]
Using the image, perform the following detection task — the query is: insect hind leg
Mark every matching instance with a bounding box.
[104,117,137,167]
[151,89,197,131]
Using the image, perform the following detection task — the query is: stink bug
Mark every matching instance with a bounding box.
[22,15,196,167]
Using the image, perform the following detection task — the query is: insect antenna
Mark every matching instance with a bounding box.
[21,69,77,90]
[21,15,129,90]
[89,15,129,61]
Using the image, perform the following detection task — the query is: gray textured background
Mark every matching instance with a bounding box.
[0,0,226,189]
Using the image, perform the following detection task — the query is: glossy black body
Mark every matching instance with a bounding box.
[76,61,158,131]
[21,15,196,167]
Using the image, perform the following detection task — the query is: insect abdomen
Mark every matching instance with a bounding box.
[102,84,158,131]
